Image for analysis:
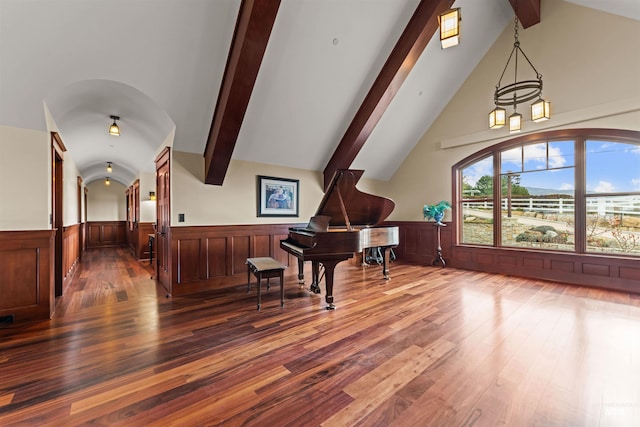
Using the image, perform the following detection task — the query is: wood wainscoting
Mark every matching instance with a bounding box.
[390,221,640,295]
[126,222,155,260]
[169,223,304,296]
[0,230,55,321]
[136,222,155,260]
[170,221,639,297]
[390,220,453,265]
[62,224,81,290]
[87,221,126,248]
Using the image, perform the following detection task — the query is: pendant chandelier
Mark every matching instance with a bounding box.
[109,115,120,136]
[489,8,550,133]
[438,7,461,49]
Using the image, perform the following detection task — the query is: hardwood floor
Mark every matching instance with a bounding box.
[1,247,639,426]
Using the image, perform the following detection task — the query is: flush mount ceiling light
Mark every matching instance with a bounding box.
[105,177,111,186]
[489,6,550,131]
[438,7,461,49]
[109,115,120,136]
[106,162,113,173]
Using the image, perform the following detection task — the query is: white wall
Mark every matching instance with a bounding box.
[86,180,127,221]
[386,0,640,221]
[0,125,50,230]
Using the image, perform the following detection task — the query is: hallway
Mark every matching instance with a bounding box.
[54,247,160,317]
[1,247,639,426]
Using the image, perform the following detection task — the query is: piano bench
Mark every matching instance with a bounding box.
[246,257,286,310]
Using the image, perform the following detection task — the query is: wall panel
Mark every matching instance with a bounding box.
[177,238,201,284]
[62,224,80,290]
[169,223,303,296]
[207,237,228,278]
[87,221,126,247]
[0,230,55,321]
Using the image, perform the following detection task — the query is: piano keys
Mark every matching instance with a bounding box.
[280,169,399,309]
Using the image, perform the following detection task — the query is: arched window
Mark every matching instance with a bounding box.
[454,129,640,257]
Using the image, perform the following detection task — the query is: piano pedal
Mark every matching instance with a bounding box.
[310,283,321,294]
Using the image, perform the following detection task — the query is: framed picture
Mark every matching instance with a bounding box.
[257,175,299,217]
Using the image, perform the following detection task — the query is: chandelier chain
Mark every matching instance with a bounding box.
[493,0,543,108]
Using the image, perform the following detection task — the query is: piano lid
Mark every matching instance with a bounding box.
[315,169,395,228]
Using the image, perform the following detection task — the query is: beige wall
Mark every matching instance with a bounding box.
[62,153,83,227]
[86,180,127,222]
[171,151,392,226]
[172,152,324,226]
[0,125,50,230]
[386,0,640,221]
[139,171,156,223]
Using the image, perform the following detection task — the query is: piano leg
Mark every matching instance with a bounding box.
[297,258,305,285]
[310,261,321,294]
[381,247,391,280]
[321,260,340,310]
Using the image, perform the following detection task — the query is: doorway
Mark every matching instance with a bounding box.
[155,147,171,295]
[51,132,65,297]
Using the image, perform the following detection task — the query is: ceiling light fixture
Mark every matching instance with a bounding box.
[106,162,113,173]
[105,177,111,186]
[438,7,461,49]
[109,115,120,136]
[489,4,550,132]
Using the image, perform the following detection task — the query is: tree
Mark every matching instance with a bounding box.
[500,175,529,196]
[475,175,493,196]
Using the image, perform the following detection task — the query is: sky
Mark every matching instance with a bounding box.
[462,140,640,194]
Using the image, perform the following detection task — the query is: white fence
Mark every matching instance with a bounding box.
[463,196,640,217]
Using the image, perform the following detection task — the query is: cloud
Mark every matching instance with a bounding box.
[632,178,640,190]
[559,183,574,190]
[592,181,615,193]
[547,146,567,168]
[463,157,492,187]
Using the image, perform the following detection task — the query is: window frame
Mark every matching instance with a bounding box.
[453,128,640,256]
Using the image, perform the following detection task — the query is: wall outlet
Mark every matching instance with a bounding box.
[178,213,185,222]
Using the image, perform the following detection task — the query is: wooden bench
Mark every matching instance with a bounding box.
[246,257,286,310]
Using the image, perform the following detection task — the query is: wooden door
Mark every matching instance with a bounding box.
[155,148,171,294]
[51,133,65,297]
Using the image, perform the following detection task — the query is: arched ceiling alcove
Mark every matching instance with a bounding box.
[45,79,175,185]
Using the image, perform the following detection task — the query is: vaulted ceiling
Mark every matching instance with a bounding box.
[0,0,637,187]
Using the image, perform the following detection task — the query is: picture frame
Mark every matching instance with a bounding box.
[257,175,299,217]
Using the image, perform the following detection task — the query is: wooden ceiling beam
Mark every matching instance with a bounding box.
[204,0,281,185]
[322,0,452,191]
[508,0,540,28]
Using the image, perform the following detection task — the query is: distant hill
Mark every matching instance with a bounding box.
[525,187,574,196]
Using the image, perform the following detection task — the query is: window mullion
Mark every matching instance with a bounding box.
[494,153,502,247]
[575,137,586,254]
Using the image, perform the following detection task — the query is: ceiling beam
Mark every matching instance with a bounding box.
[322,0,452,191]
[203,0,281,185]
[508,0,540,28]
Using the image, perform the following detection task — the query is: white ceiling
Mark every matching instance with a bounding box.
[1,0,637,186]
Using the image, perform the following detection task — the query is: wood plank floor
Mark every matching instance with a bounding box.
[1,247,639,426]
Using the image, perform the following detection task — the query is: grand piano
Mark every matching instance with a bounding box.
[280,169,399,309]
